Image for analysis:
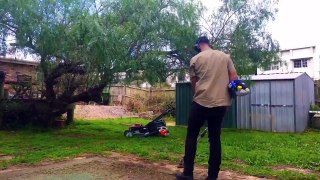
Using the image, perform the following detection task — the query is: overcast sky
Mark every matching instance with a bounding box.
[200,0,320,49]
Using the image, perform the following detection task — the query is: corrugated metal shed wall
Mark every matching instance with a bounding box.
[236,95,250,129]
[294,75,315,132]
[222,99,237,128]
[176,83,193,126]
[237,73,314,132]
[176,82,237,128]
[177,73,314,132]
[238,80,296,132]
[250,81,272,131]
[270,81,295,132]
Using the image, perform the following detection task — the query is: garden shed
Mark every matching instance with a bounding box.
[176,73,314,132]
[237,73,314,132]
[175,82,237,128]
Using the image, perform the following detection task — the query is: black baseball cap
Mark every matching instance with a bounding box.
[195,36,210,44]
[194,36,210,52]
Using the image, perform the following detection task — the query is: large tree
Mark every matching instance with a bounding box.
[0,0,279,126]
[0,0,200,124]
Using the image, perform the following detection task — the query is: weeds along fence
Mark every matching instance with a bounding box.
[109,85,175,112]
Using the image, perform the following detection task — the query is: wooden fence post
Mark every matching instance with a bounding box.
[148,88,152,109]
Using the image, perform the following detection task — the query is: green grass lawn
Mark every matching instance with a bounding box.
[0,118,320,179]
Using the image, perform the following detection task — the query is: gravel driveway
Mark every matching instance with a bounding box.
[74,105,137,119]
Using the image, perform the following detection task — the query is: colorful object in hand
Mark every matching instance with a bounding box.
[228,80,250,97]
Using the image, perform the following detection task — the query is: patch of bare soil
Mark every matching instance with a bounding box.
[74,105,138,119]
[231,159,248,166]
[272,165,319,176]
[0,152,272,180]
[0,154,13,161]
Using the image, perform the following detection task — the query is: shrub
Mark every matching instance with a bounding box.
[310,104,320,111]
[126,95,148,113]
[0,100,55,129]
[126,93,175,116]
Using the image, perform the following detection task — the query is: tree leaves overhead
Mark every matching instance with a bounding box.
[0,0,280,84]
[0,0,280,120]
[0,0,200,117]
[203,0,280,75]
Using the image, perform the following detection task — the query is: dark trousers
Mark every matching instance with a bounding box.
[183,102,227,178]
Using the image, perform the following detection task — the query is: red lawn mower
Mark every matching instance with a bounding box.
[123,108,174,137]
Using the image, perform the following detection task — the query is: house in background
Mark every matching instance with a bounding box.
[0,58,39,96]
[257,45,320,80]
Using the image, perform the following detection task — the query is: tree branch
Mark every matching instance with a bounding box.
[212,1,248,44]
[68,82,106,104]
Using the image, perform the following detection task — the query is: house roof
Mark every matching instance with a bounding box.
[280,46,316,52]
[0,58,39,66]
[250,73,308,81]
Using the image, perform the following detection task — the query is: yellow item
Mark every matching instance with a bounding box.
[237,86,242,89]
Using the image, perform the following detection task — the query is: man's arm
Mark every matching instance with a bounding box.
[229,69,238,81]
[189,58,198,92]
[227,57,238,81]
[191,76,198,92]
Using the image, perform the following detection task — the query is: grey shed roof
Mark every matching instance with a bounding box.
[250,73,312,81]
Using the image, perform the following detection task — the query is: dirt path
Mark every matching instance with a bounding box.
[0,152,269,180]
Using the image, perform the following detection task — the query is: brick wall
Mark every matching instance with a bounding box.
[0,59,38,94]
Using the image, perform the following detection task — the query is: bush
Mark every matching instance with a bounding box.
[126,95,148,113]
[126,94,175,116]
[152,95,175,114]
[0,100,55,129]
[310,104,320,111]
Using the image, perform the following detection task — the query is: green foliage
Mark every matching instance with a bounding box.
[0,100,30,129]
[0,100,53,129]
[202,0,280,75]
[0,0,280,124]
[0,120,320,179]
[0,0,200,119]
[310,104,320,111]
[0,0,279,91]
[2,0,199,85]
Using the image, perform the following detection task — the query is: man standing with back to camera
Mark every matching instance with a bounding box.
[176,36,238,180]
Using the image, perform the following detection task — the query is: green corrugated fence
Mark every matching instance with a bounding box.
[175,82,237,128]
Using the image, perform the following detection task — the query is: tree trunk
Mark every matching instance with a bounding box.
[66,103,75,125]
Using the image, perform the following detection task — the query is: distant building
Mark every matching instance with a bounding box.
[257,46,320,80]
[0,58,39,95]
